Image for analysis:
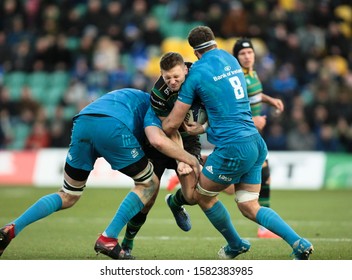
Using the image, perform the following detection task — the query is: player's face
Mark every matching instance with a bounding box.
[237,48,255,70]
[161,64,188,92]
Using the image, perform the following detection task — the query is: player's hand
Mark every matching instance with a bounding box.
[272,98,284,113]
[177,162,193,175]
[253,115,267,132]
[182,121,204,135]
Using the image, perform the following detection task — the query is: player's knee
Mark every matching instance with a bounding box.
[196,183,220,197]
[235,190,259,203]
[62,163,89,202]
[235,190,260,220]
[61,178,86,195]
[132,161,157,194]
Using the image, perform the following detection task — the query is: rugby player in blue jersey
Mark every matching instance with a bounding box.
[162,26,313,260]
[0,88,200,259]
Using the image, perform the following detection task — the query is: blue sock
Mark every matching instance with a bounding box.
[204,201,242,249]
[12,193,62,236]
[104,192,144,239]
[256,207,300,246]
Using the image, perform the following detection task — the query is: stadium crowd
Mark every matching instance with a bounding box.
[0,0,351,152]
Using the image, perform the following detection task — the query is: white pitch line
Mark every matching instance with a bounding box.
[120,235,352,242]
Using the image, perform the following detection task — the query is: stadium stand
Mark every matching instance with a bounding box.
[0,0,351,152]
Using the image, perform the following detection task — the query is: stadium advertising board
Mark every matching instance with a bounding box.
[0,149,351,189]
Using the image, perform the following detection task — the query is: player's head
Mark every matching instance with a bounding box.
[233,38,255,69]
[160,52,188,92]
[188,26,217,58]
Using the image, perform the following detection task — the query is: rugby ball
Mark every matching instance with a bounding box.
[184,101,208,125]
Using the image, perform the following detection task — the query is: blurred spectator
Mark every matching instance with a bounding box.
[337,117,352,153]
[23,0,42,32]
[265,122,287,151]
[10,39,33,72]
[309,1,337,29]
[59,4,83,37]
[24,120,50,149]
[246,1,271,39]
[16,86,41,125]
[0,118,5,148]
[287,121,316,151]
[0,31,11,67]
[315,124,340,152]
[60,78,88,108]
[142,16,163,57]
[129,69,151,91]
[296,20,325,58]
[40,3,61,36]
[77,30,96,69]
[0,0,25,33]
[0,87,15,148]
[49,34,73,71]
[270,63,299,109]
[204,3,224,37]
[81,0,109,37]
[221,1,248,38]
[0,85,19,120]
[105,0,125,50]
[49,106,72,148]
[31,35,55,71]
[6,14,31,46]
[122,0,149,69]
[92,36,119,71]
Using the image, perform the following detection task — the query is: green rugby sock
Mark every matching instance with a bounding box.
[122,211,147,249]
[169,188,189,208]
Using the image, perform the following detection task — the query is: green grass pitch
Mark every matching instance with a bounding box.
[0,187,351,260]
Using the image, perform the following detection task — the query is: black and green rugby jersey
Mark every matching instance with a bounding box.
[150,75,179,117]
[150,62,193,118]
[150,62,200,139]
[243,68,263,117]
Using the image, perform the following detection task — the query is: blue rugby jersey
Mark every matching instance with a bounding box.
[76,88,150,143]
[178,49,258,146]
[144,107,162,130]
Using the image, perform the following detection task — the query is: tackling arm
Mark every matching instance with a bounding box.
[162,100,191,136]
[145,125,200,177]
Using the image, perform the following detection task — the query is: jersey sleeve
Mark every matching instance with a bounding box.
[144,106,162,129]
[150,76,170,117]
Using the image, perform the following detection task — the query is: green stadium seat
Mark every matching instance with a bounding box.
[26,71,49,89]
[49,71,70,88]
[3,72,27,100]
[26,72,50,104]
[30,86,47,103]
[44,104,57,119]
[66,36,80,51]
[7,85,23,101]
[151,4,172,37]
[8,122,31,150]
[3,71,27,87]
[63,105,78,120]
[44,87,65,106]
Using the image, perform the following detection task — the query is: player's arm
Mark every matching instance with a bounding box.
[152,107,185,149]
[252,115,267,132]
[261,93,284,113]
[182,121,208,135]
[145,125,200,177]
[162,100,190,136]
